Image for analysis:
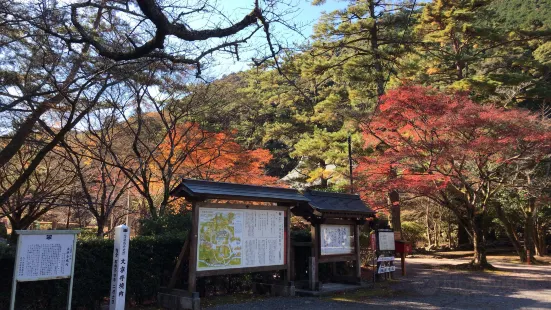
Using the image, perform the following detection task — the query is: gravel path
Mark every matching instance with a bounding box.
[209,257,551,310]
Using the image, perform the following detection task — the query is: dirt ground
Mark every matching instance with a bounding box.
[205,255,551,310]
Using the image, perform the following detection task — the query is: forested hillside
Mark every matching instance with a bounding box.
[491,0,551,29]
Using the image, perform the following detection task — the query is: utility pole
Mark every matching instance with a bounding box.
[348,134,354,194]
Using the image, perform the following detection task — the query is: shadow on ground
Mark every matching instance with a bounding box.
[207,257,551,309]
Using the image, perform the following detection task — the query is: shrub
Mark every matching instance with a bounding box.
[401,221,426,248]
[139,211,191,238]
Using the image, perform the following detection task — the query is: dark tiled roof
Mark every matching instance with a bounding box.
[303,190,375,215]
[170,179,309,203]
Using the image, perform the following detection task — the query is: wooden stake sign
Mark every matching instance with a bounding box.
[110,225,130,310]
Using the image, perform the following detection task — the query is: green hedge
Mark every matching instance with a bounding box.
[0,235,185,309]
[1,230,323,309]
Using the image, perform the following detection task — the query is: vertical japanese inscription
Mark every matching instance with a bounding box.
[109,225,130,310]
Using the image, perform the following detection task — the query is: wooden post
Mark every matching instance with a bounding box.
[401,251,406,276]
[354,223,361,281]
[285,209,292,283]
[310,224,320,290]
[168,234,190,289]
[188,202,200,293]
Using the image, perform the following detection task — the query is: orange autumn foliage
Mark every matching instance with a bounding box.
[158,123,277,187]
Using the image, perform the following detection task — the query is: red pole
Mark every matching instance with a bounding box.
[527,250,531,265]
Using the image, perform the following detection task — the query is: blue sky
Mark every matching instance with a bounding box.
[203,0,348,76]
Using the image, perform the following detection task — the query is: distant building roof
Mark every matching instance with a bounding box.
[302,190,375,216]
[170,178,309,204]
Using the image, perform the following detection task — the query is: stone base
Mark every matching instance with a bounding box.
[252,281,295,297]
[158,288,200,310]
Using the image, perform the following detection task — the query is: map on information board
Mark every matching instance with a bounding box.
[320,224,353,255]
[197,207,284,271]
[16,234,75,281]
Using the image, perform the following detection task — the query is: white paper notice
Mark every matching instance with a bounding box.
[16,234,75,281]
[378,231,395,251]
[197,207,285,271]
[320,224,354,255]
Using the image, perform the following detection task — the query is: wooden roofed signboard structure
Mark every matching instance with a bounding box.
[164,179,309,309]
[292,190,375,292]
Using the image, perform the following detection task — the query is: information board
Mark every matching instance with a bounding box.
[320,224,353,255]
[197,207,285,271]
[378,231,395,251]
[15,233,75,281]
[11,230,79,310]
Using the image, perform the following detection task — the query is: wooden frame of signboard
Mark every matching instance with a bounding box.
[307,217,363,290]
[187,202,292,291]
[165,179,308,309]
[291,190,375,292]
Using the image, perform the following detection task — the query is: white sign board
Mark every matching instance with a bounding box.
[16,233,76,281]
[377,256,395,262]
[377,264,396,274]
[110,225,130,310]
[378,231,395,251]
[10,230,79,310]
[197,207,285,271]
[320,224,353,255]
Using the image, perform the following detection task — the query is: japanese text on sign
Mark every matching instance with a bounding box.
[16,234,75,281]
[378,231,395,251]
[110,225,130,310]
[197,207,285,271]
[320,224,353,255]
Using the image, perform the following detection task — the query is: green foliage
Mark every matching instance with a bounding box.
[0,235,185,309]
[290,228,312,242]
[77,227,101,241]
[139,211,192,238]
[401,221,426,248]
[491,0,551,30]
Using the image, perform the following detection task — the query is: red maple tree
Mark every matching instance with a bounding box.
[355,85,551,266]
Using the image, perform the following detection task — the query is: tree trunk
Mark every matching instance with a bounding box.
[96,216,106,238]
[495,203,525,261]
[457,221,471,248]
[524,198,536,261]
[66,205,72,229]
[436,209,442,247]
[447,222,452,248]
[389,190,401,235]
[368,0,385,97]
[535,224,547,256]
[8,217,30,244]
[471,215,489,267]
[426,204,431,248]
